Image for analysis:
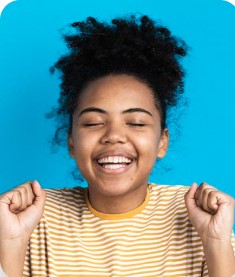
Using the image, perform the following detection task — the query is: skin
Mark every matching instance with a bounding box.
[0,181,46,277]
[0,73,234,276]
[68,74,169,214]
[185,183,235,276]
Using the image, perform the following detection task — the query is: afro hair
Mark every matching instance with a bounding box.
[47,14,189,149]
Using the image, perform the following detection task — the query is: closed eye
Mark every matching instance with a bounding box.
[127,123,146,127]
[84,123,103,127]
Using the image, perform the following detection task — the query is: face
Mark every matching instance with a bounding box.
[68,74,168,200]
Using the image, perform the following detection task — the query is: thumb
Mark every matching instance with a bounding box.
[31,180,46,209]
[184,182,198,211]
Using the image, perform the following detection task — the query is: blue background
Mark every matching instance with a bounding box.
[0,0,234,196]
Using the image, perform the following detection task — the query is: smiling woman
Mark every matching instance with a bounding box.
[0,14,235,277]
[68,74,168,214]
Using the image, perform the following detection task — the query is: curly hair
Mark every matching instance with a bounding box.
[47,14,189,150]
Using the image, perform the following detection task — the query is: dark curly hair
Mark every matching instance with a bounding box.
[47,14,189,150]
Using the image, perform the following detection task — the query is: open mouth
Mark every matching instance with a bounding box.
[96,156,133,170]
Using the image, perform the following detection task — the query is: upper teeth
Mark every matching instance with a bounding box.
[97,156,132,164]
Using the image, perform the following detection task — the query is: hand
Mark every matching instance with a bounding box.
[184,182,235,242]
[0,180,46,241]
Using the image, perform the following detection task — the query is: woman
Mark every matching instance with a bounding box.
[0,15,234,277]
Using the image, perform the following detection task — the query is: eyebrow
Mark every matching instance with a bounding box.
[123,108,152,117]
[78,107,153,117]
[79,107,107,117]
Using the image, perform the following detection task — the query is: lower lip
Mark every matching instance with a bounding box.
[94,161,134,174]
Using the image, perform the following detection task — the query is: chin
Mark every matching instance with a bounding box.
[89,179,135,197]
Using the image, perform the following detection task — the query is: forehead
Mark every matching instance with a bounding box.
[76,74,157,111]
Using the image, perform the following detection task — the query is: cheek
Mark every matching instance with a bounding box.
[135,131,160,154]
[134,136,159,175]
[72,131,99,157]
[72,133,94,174]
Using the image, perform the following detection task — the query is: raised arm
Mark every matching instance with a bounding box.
[0,181,46,277]
[185,182,235,277]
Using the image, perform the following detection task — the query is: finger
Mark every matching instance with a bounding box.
[184,182,199,211]
[18,181,37,206]
[31,180,46,210]
[194,183,204,207]
[9,182,33,213]
[10,189,27,213]
[18,185,29,210]
[0,181,34,213]
[9,190,22,213]
[194,182,216,207]
[207,190,220,213]
[201,188,218,214]
[24,182,35,207]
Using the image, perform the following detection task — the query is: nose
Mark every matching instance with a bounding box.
[100,122,127,144]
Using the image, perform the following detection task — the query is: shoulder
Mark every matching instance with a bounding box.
[45,186,85,201]
[148,183,190,208]
[149,183,190,196]
[43,186,87,213]
[146,184,198,235]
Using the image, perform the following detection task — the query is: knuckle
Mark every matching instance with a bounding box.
[12,190,21,197]
[207,194,214,201]
[200,182,207,189]
[200,182,212,190]
[20,186,28,193]
[26,182,33,188]
[208,190,216,197]
[19,183,29,189]
[18,181,32,190]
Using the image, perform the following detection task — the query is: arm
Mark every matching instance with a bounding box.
[185,182,235,277]
[0,181,46,277]
[202,238,235,277]
[0,238,28,277]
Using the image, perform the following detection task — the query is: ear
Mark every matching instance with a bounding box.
[157,128,169,159]
[68,134,75,158]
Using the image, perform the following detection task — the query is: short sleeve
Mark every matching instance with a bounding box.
[201,258,209,277]
[23,213,49,277]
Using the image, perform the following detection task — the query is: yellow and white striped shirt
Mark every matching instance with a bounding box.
[23,183,235,277]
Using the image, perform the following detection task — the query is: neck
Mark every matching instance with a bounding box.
[87,183,149,214]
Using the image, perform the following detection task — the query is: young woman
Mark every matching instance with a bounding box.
[0,15,235,277]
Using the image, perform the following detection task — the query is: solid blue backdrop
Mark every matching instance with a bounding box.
[0,0,235,196]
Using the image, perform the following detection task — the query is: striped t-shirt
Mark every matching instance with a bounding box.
[23,183,235,277]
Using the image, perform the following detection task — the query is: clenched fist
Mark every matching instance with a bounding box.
[0,180,46,241]
[185,182,235,242]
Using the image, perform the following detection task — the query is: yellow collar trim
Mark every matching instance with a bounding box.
[84,186,150,220]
